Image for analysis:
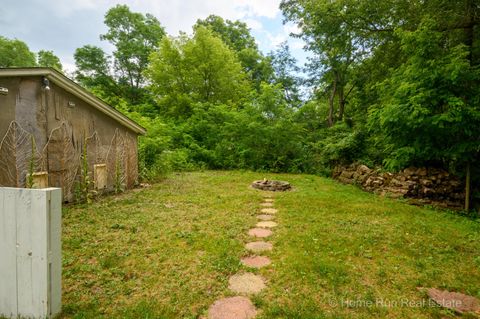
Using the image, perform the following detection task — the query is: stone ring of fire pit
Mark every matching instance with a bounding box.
[251,179,291,191]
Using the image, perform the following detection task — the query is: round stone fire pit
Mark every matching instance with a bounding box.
[251,179,291,191]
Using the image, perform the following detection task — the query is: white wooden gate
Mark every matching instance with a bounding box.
[0,187,61,319]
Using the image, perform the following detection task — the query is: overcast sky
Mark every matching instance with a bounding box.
[0,0,309,73]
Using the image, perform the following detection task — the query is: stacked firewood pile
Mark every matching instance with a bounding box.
[332,164,465,209]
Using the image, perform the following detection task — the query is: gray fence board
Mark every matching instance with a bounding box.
[0,187,61,319]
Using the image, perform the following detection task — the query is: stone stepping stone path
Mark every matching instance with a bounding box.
[241,256,271,268]
[248,227,272,238]
[256,221,278,228]
[260,208,277,214]
[245,241,273,253]
[207,296,257,319]
[257,214,275,221]
[207,194,281,318]
[426,288,480,314]
[228,273,266,294]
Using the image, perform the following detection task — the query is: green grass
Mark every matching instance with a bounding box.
[61,171,480,318]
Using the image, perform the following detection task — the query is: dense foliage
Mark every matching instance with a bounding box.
[280,0,479,208]
[0,36,63,71]
[2,1,479,208]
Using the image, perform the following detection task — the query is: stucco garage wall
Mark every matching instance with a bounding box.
[0,75,139,201]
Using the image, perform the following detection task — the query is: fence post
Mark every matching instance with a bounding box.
[0,187,62,319]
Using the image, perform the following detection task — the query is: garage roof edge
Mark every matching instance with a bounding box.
[0,67,147,135]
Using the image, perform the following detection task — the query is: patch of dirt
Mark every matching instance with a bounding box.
[260,208,277,214]
[248,228,273,238]
[256,221,278,228]
[264,199,274,203]
[245,241,273,253]
[208,296,257,319]
[260,202,274,207]
[241,256,271,268]
[257,214,275,221]
[228,273,266,294]
[427,288,480,314]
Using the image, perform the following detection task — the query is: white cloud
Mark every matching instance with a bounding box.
[290,39,305,50]
[30,0,98,17]
[283,22,302,37]
[1,0,287,72]
[102,0,281,35]
[235,0,280,18]
[242,18,264,31]
[62,61,77,74]
[266,32,287,47]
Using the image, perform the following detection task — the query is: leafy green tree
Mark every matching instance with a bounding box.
[195,15,257,53]
[195,15,274,88]
[281,0,362,126]
[281,0,480,198]
[372,21,480,168]
[282,0,480,125]
[101,4,166,103]
[37,50,63,71]
[0,36,36,67]
[147,27,250,118]
[74,45,117,96]
[269,42,302,106]
[74,5,165,106]
[370,20,480,208]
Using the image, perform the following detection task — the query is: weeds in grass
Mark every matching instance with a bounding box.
[26,135,36,188]
[74,140,96,204]
[61,171,480,318]
[114,158,125,194]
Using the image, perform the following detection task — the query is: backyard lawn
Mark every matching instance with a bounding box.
[61,171,480,318]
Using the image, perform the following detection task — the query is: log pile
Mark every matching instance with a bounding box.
[332,164,464,209]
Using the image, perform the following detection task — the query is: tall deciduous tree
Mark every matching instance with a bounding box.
[74,5,165,106]
[281,0,362,126]
[74,45,116,96]
[146,27,250,118]
[195,15,274,89]
[269,42,302,106]
[101,5,166,103]
[0,36,36,67]
[37,50,63,71]
[370,21,480,209]
[281,0,480,209]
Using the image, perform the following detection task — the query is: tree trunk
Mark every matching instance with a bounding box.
[465,162,471,211]
[337,82,345,122]
[463,1,474,212]
[327,76,337,127]
[464,0,475,64]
